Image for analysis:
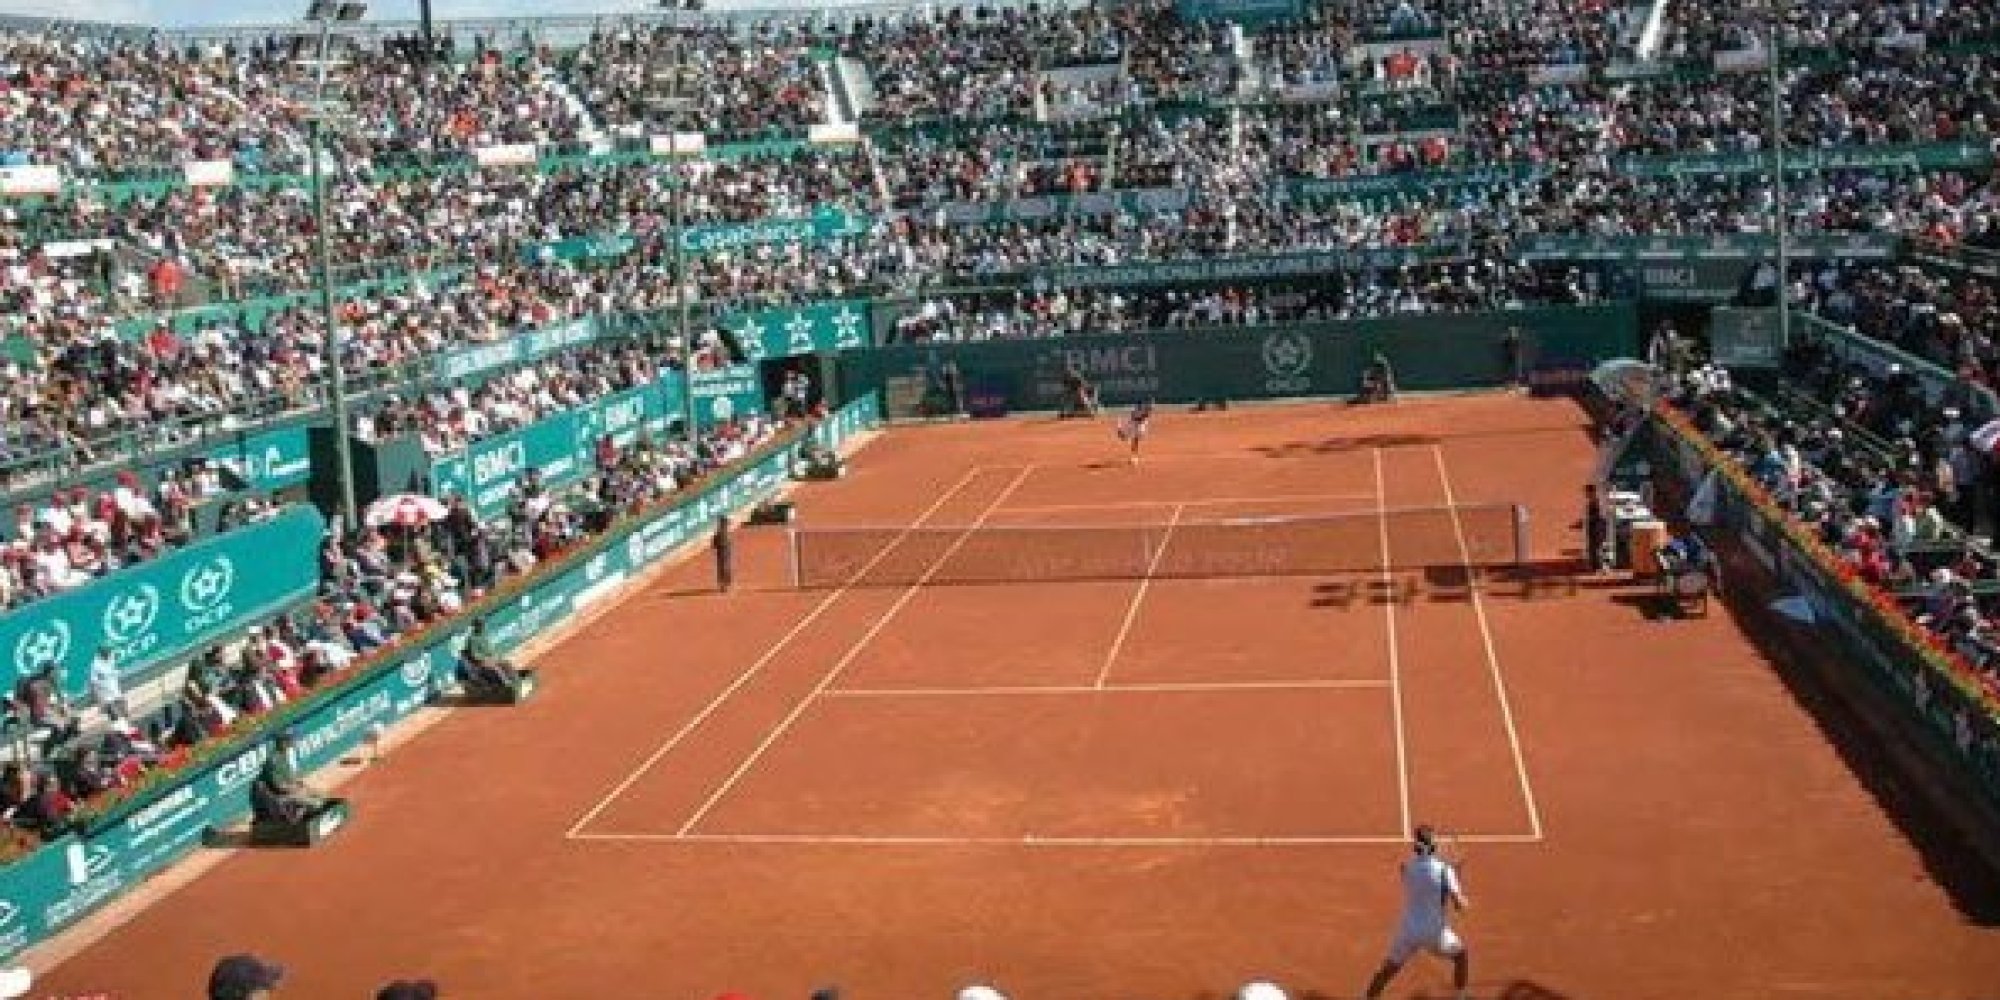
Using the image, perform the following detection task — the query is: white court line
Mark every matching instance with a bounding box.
[571,831,1545,847]
[1432,445,1546,839]
[824,679,1392,698]
[1094,502,1183,688]
[1373,449,1414,840]
[563,465,988,839]
[674,465,1037,837]
[997,493,1377,516]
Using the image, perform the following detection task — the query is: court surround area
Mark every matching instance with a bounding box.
[34,396,2000,1000]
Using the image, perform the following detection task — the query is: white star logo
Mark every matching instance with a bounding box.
[735,317,766,359]
[831,307,865,349]
[785,312,816,352]
[102,585,161,645]
[179,557,235,613]
[13,622,70,677]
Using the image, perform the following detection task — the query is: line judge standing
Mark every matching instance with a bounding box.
[712,515,734,593]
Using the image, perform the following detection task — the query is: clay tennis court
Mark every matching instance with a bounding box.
[35,395,2000,998]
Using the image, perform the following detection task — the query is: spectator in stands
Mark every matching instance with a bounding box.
[87,644,126,722]
[208,954,285,1000]
[375,981,439,1000]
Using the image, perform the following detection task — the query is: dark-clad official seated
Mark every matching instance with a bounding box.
[457,618,523,698]
[251,730,327,826]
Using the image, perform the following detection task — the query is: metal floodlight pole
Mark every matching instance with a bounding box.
[305,9,362,532]
[1767,4,1792,348]
[677,179,701,444]
[655,38,703,445]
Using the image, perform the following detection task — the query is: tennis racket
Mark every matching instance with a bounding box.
[1435,831,1466,876]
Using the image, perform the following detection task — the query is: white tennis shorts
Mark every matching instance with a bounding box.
[1387,923,1464,964]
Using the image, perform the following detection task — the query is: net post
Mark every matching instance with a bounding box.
[1512,503,1530,570]
[787,523,802,589]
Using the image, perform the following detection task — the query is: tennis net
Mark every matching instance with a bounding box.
[788,503,1528,589]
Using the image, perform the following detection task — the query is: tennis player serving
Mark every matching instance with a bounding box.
[1119,397,1155,466]
[1363,824,1471,1000]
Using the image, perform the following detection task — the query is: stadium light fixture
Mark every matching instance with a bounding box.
[298,0,368,534]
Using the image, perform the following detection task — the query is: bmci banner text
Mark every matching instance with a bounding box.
[0,507,324,696]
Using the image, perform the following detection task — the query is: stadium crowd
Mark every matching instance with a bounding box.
[0,0,1997,859]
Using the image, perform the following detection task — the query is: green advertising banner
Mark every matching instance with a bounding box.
[430,379,675,520]
[0,395,888,966]
[1175,0,1301,22]
[1032,247,1465,289]
[433,317,608,384]
[844,306,1635,410]
[690,365,768,429]
[1710,307,1785,368]
[723,300,873,360]
[1616,141,1994,179]
[1518,233,1899,262]
[1290,165,1542,200]
[1287,142,1992,204]
[520,233,635,265]
[0,506,324,695]
[928,187,1193,227]
[678,210,869,254]
[201,425,313,494]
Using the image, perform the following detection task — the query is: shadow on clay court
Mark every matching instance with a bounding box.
[1684,529,2000,924]
[1713,584,2000,925]
[1307,563,1594,611]
[1250,433,1442,458]
[1165,982,1574,1000]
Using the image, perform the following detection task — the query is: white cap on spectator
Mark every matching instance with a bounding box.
[958,987,1008,1000]
[0,968,32,999]
[1238,983,1287,1000]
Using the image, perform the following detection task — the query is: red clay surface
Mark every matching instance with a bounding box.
[38,396,2000,999]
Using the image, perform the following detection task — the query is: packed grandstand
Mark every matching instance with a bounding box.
[0,0,1995,994]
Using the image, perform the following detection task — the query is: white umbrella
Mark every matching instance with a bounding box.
[1970,417,2000,456]
[1770,595,1817,625]
[1590,358,1663,409]
[364,493,449,528]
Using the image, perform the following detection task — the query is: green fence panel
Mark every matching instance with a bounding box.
[0,833,83,962]
[846,307,1635,409]
[2,506,325,696]
[723,300,872,361]
[678,210,869,254]
[200,425,314,493]
[433,316,606,383]
[1518,233,1899,262]
[520,233,636,265]
[1615,140,1994,179]
[691,365,768,429]
[1032,247,1465,289]
[1794,312,1999,417]
[1176,0,1301,23]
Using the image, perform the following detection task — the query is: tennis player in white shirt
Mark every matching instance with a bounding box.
[1363,825,1471,1000]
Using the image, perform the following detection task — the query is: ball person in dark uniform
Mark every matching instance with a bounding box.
[712,515,734,593]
